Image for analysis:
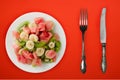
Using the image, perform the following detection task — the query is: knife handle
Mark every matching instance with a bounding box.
[101,43,107,73]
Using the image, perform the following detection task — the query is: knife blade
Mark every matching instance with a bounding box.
[100,8,106,43]
[100,8,107,73]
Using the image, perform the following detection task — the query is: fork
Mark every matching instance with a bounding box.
[80,9,88,73]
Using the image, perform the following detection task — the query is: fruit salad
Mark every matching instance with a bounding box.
[12,17,61,67]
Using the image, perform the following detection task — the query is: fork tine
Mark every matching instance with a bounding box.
[85,9,88,26]
[80,9,83,26]
[83,9,87,26]
[82,10,84,26]
[80,10,82,25]
[80,9,88,27]
[83,10,86,26]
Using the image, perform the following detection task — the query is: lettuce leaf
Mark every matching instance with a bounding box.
[17,21,29,32]
[55,41,61,52]
[34,41,46,48]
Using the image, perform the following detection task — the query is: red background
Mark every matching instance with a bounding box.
[0,0,120,79]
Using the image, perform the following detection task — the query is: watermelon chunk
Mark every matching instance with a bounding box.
[22,50,34,60]
[45,21,54,31]
[29,26,37,34]
[12,31,20,39]
[23,27,30,34]
[34,17,44,24]
[54,33,60,41]
[33,52,38,59]
[52,56,56,62]
[40,32,53,42]
[26,59,32,64]
[13,44,20,54]
[18,55,27,64]
[45,50,56,59]
[32,59,41,66]
[37,23,46,31]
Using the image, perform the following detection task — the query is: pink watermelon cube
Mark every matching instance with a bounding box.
[34,17,44,24]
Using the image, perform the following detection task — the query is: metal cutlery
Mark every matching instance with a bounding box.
[80,9,88,73]
[100,8,107,73]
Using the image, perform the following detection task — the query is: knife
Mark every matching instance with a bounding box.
[100,8,107,73]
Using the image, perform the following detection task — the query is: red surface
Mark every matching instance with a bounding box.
[0,0,120,79]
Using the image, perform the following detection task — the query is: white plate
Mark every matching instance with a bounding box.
[5,12,66,73]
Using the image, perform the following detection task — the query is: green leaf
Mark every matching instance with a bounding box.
[40,54,45,60]
[44,46,50,50]
[23,47,28,50]
[56,41,61,47]
[49,30,54,34]
[50,59,53,62]
[49,37,56,42]
[19,41,26,47]
[55,47,60,52]
[17,21,29,32]
[34,41,46,48]
[15,40,20,46]
[51,48,55,51]
[55,41,61,52]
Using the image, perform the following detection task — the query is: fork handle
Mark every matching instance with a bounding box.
[80,33,86,73]
[101,43,107,73]
[81,55,86,73]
